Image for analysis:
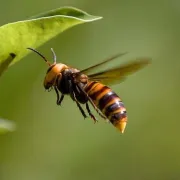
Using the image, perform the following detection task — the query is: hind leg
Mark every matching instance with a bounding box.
[76,83,107,120]
[86,103,98,123]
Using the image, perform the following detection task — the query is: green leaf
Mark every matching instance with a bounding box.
[0,118,16,134]
[0,6,102,76]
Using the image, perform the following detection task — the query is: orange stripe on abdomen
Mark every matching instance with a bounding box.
[84,81,127,133]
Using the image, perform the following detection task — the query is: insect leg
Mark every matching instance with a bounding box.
[77,84,107,119]
[88,97,106,119]
[54,86,64,105]
[58,94,64,105]
[86,103,98,123]
[75,99,88,119]
[69,80,88,119]
[54,74,65,105]
[54,86,60,105]
[73,91,88,119]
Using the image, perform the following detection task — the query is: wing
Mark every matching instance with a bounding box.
[86,58,151,85]
[80,52,128,74]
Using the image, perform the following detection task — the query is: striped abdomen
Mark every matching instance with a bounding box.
[84,81,127,133]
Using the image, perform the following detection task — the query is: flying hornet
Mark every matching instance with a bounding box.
[27,48,151,133]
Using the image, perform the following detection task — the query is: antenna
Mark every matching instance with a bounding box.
[27,47,51,66]
[50,48,57,64]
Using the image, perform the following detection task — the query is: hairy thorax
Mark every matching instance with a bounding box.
[58,68,89,103]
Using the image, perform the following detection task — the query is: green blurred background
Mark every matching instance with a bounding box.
[0,0,180,180]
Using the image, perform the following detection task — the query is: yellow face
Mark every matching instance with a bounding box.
[44,63,68,90]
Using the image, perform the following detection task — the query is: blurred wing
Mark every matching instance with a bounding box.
[87,58,151,85]
[80,52,127,74]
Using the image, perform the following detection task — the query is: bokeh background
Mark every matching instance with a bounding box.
[0,0,180,180]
